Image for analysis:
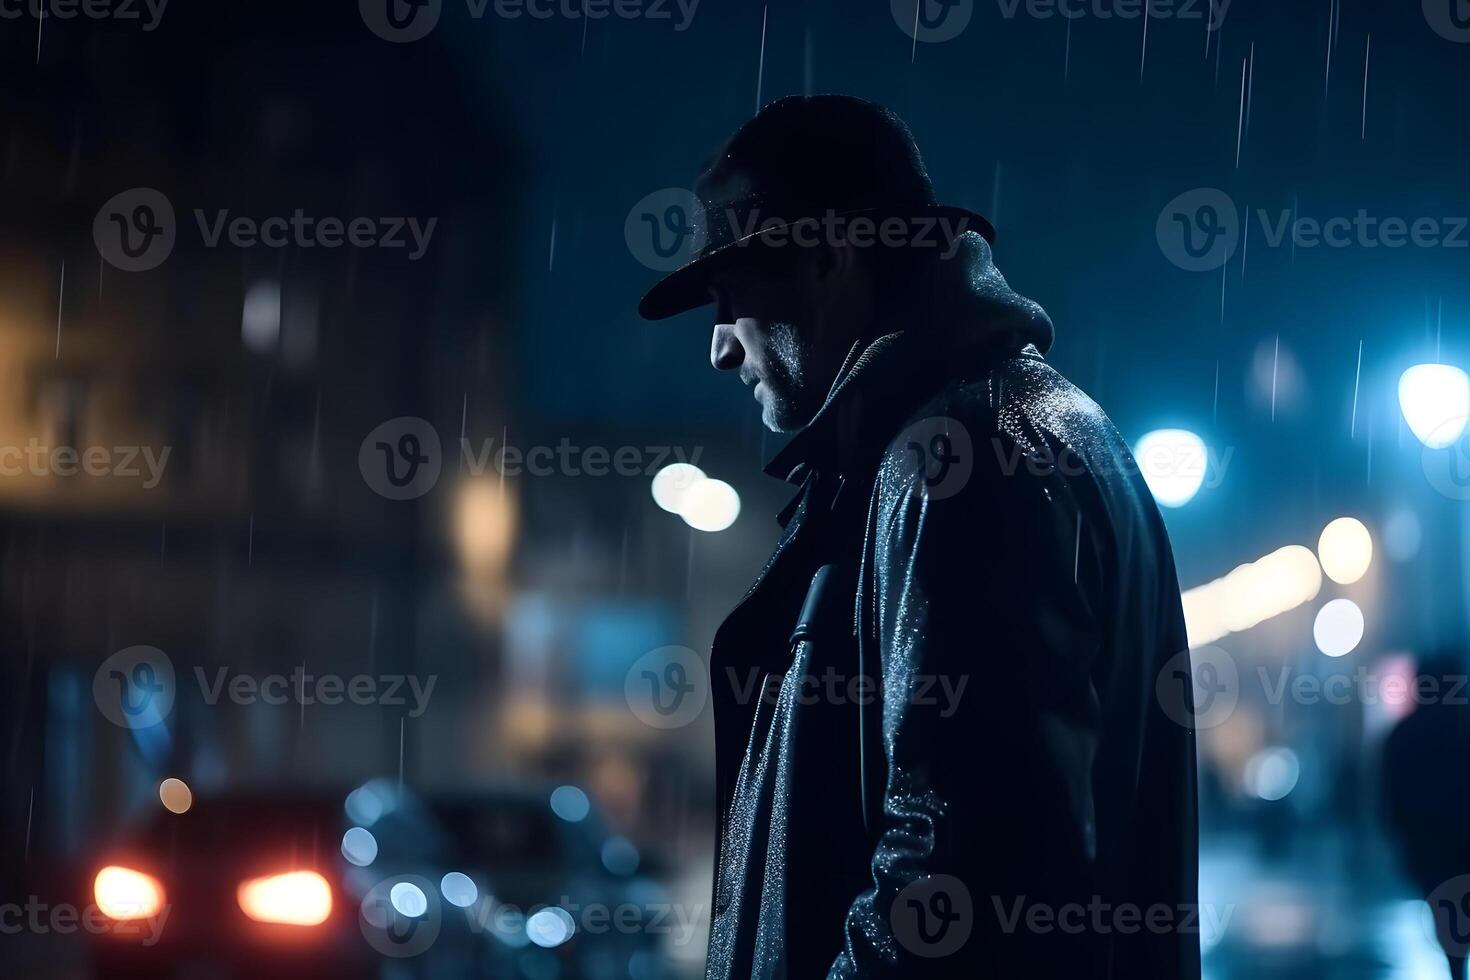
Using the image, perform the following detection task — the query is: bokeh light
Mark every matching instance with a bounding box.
[651,463,706,513]
[158,777,192,814]
[1134,429,1209,508]
[526,906,576,948]
[1398,363,1469,449]
[341,826,378,867]
[1313,599,1365,657]
[440,872,478,908]
[679,478,741,532]
[94,866,165,921]
[236,871,332,926]
[389,881,429,918]
[1245,747,1301,801]
[550,785,590,822]
[1317,517,1373,585]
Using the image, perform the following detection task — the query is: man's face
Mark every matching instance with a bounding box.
[708,263,825,433]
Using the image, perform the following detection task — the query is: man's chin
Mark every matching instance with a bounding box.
[762,408,794,434]
[760,398,813,434]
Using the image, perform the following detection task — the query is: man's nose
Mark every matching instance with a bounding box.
[711,321,744,372]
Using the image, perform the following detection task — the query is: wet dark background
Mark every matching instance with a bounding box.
[2,0,1469,976]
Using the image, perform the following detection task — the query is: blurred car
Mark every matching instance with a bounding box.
[87,790,370,980]
[358,784,674,980]
[86,782,677,979]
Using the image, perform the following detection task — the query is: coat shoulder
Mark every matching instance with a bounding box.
[876,350,1130,496]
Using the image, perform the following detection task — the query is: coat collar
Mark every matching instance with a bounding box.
[764,233,1054,495]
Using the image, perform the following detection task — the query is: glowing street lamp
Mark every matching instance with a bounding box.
[1398,363,1469,449]
[1134,429,1209,508]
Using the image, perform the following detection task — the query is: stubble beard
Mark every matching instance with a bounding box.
[759,320,819,433]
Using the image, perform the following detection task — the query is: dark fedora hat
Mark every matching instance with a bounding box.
[637,94,995,321]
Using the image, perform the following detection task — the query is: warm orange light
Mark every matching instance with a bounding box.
[94,866,165,920]
[236,871,332,926]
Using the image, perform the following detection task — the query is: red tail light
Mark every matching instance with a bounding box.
[94,865,166,921]
[236,870,332,926]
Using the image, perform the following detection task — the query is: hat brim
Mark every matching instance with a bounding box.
[636,204,995,321]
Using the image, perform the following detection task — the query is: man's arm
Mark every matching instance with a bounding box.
[830,428,1104,977]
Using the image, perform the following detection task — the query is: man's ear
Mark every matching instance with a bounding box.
[808,240,859,296]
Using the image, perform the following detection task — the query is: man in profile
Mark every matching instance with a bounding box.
[638,95,1199,979]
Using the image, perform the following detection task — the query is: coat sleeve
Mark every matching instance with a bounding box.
[829,425,1104,978]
